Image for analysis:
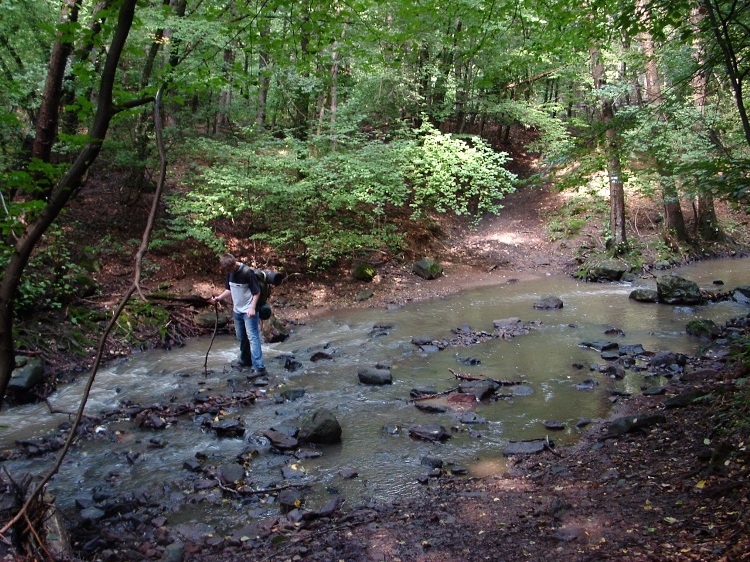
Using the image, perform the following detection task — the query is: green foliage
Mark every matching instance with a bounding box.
[546,191,608,242]
[115,300,171,345]
[163,123,517,269]
[164,134,411,268]
[484,99,574,162]
[0,228,98,317]
[406,122,516,219]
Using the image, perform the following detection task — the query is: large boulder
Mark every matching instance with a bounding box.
[533,296,563,309]
[8,357,46,402]
[686,319,721,339]
[358,366,393,385]
[262,313,289,343]
[408,424,451,442]
[587,259,629,282]
[503,439,550,456]
[412,258,443,280]
[656,275,702,305]
[194,312,229,329]
[629,288,658,303]
[605,413,666,437]
[734,286,750,304]
[298,408,342,444]
[352,263,376,282]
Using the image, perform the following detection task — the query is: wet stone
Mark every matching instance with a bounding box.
[580,340,619,352]
[503,439,549,456]
[183,459,202,473]
[533,296,563,309]
[642,386,666,396]
[410,386,437,398]
[511,385,534,397]
[211,419,245,438]
[281,464,307,479]
[421,455,443,469]
[264,429,299,450]
[459,412,486,424]
[339,468,358,479]
[280,388,306,401]
[219,463,245,485]
[408,424,451,442]
[279,489,305,511]
[414,402,448,414]
[576,379,598,390]
[79,507,105,521]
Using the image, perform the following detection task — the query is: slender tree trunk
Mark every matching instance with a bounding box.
[700,0,750,147]
[256,19,271,130]
[61,1,111,139]
[639,2,688,244]
[292,13,311,140]
[591,47,627,251]
[691,6,723,241]
[122,0,170,204]
[0,0,139,409]
[330,38,340,129]
[31,0,80,170]
[215,48,234,133]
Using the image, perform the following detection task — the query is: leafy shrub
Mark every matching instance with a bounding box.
[1,228,98,317]
[406,122,516,219]
[164,126,517,270]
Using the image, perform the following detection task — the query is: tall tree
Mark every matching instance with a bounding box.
[592,45,627,251]
[699,0,750,147]
[0,0,142,408]
[691,5,722,240]
[638,0,689,245]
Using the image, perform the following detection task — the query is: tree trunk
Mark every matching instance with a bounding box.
[700,0,750,148]
[591,47,627,251]
[292,14,311,140]
[31,0,80,170]
[122,0,170,205]
[256,19,271,130]
[61,1,111,139]
[639,3,688,244]
[691,6,723,241]
[330,37,340,130]
[0,0,139,409]
[215,48,235,133]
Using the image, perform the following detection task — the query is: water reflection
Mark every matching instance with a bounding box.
[1,258,749,526]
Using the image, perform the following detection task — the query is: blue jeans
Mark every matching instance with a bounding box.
[233,311,264,370]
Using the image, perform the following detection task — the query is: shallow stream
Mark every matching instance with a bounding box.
[2,258,749,532]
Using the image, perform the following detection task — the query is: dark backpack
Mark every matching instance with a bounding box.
[252,269,271,307]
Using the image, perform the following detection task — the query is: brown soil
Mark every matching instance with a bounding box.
[9,171,750,561]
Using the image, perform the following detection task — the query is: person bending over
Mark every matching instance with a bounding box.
[210,253,267,375]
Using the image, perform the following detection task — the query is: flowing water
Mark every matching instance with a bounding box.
[2,258,749,531]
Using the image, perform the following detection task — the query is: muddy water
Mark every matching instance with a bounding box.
[1,258,749,531]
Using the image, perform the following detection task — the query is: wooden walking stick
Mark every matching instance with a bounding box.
[204,300,219,376]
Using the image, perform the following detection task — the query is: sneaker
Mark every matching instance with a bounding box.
[247,367,268,379]
[231,360,250,369]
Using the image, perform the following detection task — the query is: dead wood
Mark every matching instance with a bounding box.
[408,386,460,402]
[448,368,522,386]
